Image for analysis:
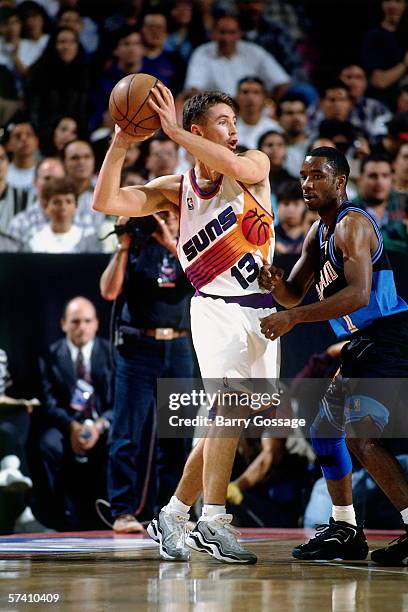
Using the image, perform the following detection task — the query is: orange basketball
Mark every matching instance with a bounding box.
[109,73,162,137]
[242,208,270,246]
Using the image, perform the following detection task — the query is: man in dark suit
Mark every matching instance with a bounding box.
[34,297,113,531]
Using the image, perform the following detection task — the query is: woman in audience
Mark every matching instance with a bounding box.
[25,27,89,132]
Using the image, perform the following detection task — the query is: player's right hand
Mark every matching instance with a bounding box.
[258,261,284,292]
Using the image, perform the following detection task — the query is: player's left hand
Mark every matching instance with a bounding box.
[149,82,178,138]
[259,310,297,340]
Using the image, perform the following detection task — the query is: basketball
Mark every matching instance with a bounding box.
[242,208,271,246]
[109,73,162,137]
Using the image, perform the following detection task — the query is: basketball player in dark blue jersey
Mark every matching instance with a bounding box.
[259,147,408,565]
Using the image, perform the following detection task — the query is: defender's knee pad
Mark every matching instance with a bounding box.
[310,422,352,481]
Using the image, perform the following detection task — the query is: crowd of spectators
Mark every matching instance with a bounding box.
[1,0,408,533]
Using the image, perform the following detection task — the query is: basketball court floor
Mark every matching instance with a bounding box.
[0,529,407,611]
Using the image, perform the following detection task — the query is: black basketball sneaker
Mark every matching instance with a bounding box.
[292,518,369,560]
[371,528,408,566]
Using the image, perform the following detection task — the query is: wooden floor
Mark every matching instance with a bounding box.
[0,530,407,611]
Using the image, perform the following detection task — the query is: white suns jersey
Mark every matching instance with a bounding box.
[177,168,275,296]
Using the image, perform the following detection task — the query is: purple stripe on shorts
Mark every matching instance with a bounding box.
[195,290,275,309]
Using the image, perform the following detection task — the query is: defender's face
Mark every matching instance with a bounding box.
[195,103,238,151]
[300,157,340,211]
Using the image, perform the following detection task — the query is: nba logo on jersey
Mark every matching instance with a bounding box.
[187,197,194,210]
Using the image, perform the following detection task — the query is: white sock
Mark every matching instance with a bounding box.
[201,504,226,520]
[400,507,408,525]
[163,495,190,516]
[332,504,357,526]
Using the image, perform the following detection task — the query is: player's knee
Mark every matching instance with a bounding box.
[310,426,352,481]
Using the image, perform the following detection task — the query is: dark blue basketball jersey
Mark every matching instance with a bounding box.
[314,202,408,339]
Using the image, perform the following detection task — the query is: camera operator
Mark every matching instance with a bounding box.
[100,212,194,533]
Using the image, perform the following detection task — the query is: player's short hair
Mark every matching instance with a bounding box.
[360,153,392,174]
[306,146,350,181]
[182,91,238,131]
[42,177,77,204]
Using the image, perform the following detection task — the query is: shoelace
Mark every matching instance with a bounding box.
[166,514,189,549]
[313,523,351,541]
[214,517,243,550]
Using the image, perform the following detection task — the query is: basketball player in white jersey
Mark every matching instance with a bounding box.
[93,83,279,564]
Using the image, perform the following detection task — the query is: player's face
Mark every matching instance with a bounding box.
[300,157,341,211]
[198,104,238,151]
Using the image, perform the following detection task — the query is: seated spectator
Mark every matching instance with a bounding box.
[145,135,180,180]
[18,1,49,64]
[164,0,208,62]
[63,139,104,230]
[140,9,185,94]
[236,76,282,150]
[0,347,45,534]
[275,180,307,254]
[393,141,408,193]
[0,7,42,82]
[383,201,408,254]
[361,0,408,109]
[339,63,392,141]
[56,6,99,56]
[4,118,40,191]
[33,297,113,530]
[397,84,408,113]
[258,131,295,209]
[381,112,408,157]
[309,80,353,140]
[236,0,307,82]
[25,27,89,132]
[353,154,407,228]
[40,115,80,157]
[184,13,290,98]
[7,156,65,249]
[0,63,20,127]
[27,176,100,253]
[89,26,144,132]
[278,93,310,177]
[0,142,31,251]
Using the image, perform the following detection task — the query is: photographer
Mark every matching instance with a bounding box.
[100,212,194,533]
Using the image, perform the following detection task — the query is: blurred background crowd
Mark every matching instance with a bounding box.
[0,0,407,535]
